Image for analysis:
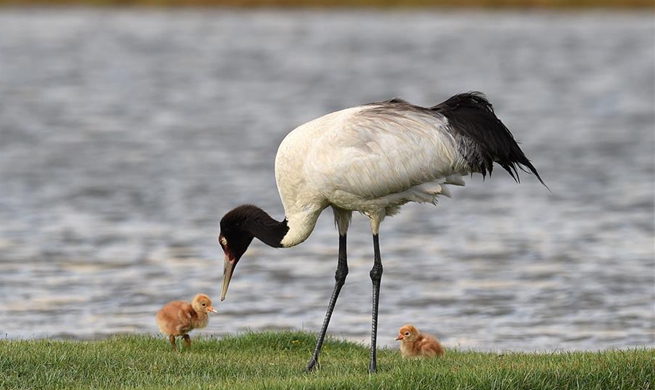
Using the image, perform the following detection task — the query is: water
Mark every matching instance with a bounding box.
[0,9,653,351]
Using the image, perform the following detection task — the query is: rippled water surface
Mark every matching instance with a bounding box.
[0,9,653,351]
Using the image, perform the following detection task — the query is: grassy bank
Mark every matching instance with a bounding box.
[0,0,652,7]
[1,331,652,389]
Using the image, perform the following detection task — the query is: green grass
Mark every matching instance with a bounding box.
[0,331,652,389]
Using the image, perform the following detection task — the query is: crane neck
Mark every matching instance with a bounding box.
[225,204,289,248]
[221,204,322,249]
[251,214,289,249]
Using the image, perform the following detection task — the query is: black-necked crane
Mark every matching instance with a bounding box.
[217,92,546,373]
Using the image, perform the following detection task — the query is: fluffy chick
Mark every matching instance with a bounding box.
[395,324,445,358]
[156,293,217,350]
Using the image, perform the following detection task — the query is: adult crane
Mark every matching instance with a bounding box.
[217,92,546,373]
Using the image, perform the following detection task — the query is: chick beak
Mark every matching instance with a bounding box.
[207,306,218,314]
[395,334,404,341]
[221,254,235,301]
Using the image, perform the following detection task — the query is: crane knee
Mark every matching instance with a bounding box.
[369,263,383,283]
[335,267,348,284]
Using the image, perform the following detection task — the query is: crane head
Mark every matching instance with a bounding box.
[218,204,286,301]
[218,229,254,301]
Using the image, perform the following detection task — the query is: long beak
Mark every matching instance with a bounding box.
[395,335,403,341]
[221,255,235,301]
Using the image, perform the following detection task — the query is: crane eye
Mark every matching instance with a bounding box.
[219,236,228,247]
[202,303,206,306]
[404,332,410,336]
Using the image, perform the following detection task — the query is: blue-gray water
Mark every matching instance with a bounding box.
[0,9,653,352]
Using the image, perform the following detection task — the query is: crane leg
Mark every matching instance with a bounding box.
[369,233,383,373]
[306,234,349,372]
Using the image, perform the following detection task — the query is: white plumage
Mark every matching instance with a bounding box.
[276,104,471,247]
[218,92,545,373]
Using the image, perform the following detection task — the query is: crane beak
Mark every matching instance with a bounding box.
[221,255,235,301]
[207,306,218,314]
[395,335,404,341]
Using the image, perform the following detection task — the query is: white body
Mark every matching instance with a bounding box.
[275,105,468,247]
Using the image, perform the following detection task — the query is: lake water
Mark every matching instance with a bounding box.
[0,8,653,352]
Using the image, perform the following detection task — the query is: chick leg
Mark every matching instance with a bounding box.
[183,334,191,349]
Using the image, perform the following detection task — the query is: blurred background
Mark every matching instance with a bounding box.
[0,1,653,352]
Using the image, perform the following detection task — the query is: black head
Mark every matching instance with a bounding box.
[218,204,289,301]
[219,205,259,262]
[218,205,258,301]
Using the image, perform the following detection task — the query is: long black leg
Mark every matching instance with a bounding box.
[369,233,383,373]
[306,233,348,372]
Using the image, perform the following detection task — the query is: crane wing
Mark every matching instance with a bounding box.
[305,105,466,204]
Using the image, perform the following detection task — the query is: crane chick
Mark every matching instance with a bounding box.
[156,293,217,350]
[395,324,445,358]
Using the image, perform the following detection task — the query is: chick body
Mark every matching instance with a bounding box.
[156,293,217,350]
[396,324,445,358]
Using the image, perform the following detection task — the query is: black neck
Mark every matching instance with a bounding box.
[223,204,289,248]
[250,211,289,248]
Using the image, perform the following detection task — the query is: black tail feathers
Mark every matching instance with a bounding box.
[432,91,547,188]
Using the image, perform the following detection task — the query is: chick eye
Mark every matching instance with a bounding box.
[202,303,206,306]
[404,332,410,336]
